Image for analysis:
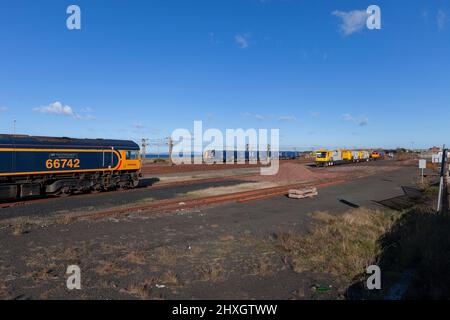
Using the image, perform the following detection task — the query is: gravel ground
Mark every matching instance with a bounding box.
[0,165,418,300]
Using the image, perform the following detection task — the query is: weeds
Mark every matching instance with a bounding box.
[158,271,179,285]
[276,208,399,280]
[198,264,224,282]
[375,206,450,299]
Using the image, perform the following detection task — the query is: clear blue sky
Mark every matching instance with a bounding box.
[0,0,449,150]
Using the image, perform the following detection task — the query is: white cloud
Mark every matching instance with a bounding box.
[78,107,96,119]
[358,117,369,126]
[437,9,447,30]
[0,106,7,112]
[80,107,94,113]
[243,113,297,122]
[341,113,354,122]
[341,113,369,126]
[278,115,297,122]
[243,112,269,121]
[34,101,76,117]
[33,101,95,120]
[131,122,161,135]
[332,9,368,35]
[132,121,145,129]
[235,34,250,49]
[309,111,320,118]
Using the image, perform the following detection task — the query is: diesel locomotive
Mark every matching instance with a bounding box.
[0,134,142,200]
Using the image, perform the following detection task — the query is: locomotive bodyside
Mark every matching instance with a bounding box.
[0,135,141,200]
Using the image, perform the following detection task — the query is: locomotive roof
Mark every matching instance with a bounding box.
[0,134,140,150]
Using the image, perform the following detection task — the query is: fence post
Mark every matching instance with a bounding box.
[437,146,447,214]
[168,137,173,166]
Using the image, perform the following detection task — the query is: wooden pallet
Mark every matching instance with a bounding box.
[288,187,318,199]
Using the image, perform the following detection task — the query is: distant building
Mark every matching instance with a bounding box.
[428,146,441,154]
[432,151,450,163]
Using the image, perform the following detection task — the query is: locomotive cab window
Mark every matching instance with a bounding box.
[126,151,140,160]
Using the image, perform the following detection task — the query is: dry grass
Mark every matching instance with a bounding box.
[176,182,278,198]
[0,283,12,299]
[124,282,154,299]
[152,247,178,266]
[218,234,235,242]
[197,264,224,282]
[276,208,399,280]
[395,152,418,161]
[308,211,334,223]
[122,251,147,265]
[424,185,440,196]
[60,246,88,262]
[158,271,179,285]
[12,225,28,236]
[2,213,82,235]
[55,215,78,225]
[25,264,60,282]
[99,242,128,255]
[122,276,169,300]
[95,260,131,276]
[248,259,274,276]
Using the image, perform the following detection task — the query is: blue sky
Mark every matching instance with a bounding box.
[0,0,449,150]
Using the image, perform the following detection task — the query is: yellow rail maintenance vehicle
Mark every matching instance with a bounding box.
[351,151,360,162]
[370,151,382,160]
[359,150,371,162]
[315,149,344,167]
[315,149,374,167]
[341,149,353,161]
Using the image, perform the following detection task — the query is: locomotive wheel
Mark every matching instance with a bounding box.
[91,184,103,194]
[56,187,71,197]
[117,183,128,191]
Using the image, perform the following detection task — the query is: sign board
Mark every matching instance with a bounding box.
[432,154,440,163]
[419,159,426,169]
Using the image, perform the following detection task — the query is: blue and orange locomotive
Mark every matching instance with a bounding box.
[0,134,142,200]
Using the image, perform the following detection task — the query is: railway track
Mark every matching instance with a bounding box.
[0,174,257,209]
[71,178,346,221]
[0,160,407,213]
[0,160,404,211]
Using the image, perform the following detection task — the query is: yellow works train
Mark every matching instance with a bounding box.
[315,149,381,167]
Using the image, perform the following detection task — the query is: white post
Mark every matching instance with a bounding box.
[437,146,447,214]
[437,176,444,213]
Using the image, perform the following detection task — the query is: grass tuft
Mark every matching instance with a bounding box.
[277,208,399,279]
